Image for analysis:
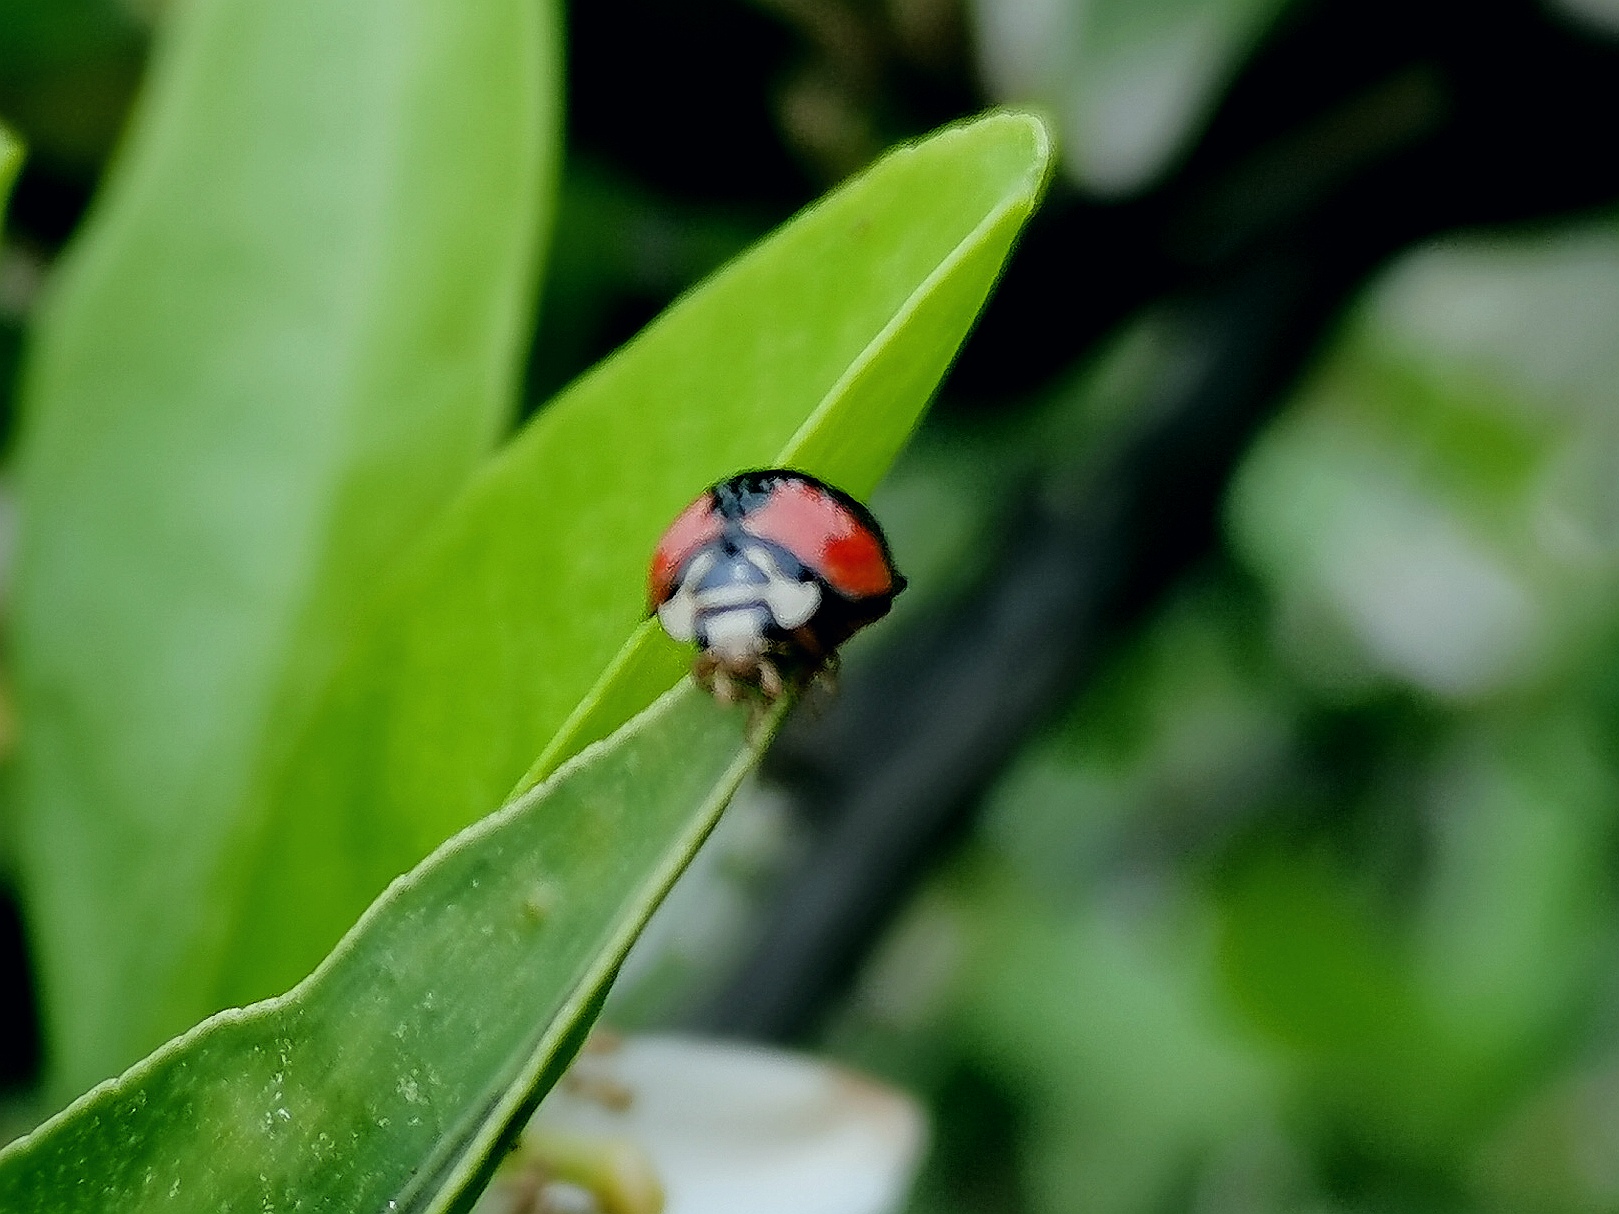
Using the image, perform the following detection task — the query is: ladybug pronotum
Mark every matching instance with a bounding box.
[648,469,907,703]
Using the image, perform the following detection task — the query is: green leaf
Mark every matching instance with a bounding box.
[1215,850,1475,1158]
[0,682,763,1214]
[12,0,560,1098]
[0,0,143,170]
[220,112,1053,1009]
[0,120,22,216]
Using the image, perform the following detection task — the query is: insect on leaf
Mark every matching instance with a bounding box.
[222,111,1054,1010]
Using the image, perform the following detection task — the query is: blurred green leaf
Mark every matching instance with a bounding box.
[220,112,1053,1011]
[972,0,1292,195]
[0,682,761,1214]
[955,859,1282,1214]
[0,0,135,64]
[1219,850,1430,1064]
[1414,714,1616,1095]
[12,0,561,1098]
[1216,846,1483,1162]
[0,120,22,214]
[0,0,147,170]
[1229,226,1619,703]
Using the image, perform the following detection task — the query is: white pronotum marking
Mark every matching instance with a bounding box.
[657,550,714,642]
[657,543,821,654]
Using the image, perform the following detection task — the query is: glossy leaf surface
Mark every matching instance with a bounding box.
[12,0,560,1096]
[0,684,755,1214]
[222,112,1053,1008]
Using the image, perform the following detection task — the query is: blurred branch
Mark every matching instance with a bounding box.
[695,0,1619,1041]
[696,250,1338,1039]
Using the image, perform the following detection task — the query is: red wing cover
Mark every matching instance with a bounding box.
[740,478,896,599]
[648,493,724,607]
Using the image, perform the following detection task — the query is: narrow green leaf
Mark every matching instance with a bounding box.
[13,0,560,1097]
[0,121,22,216]
[222,112,1053,1007]
[0,683,763,1214]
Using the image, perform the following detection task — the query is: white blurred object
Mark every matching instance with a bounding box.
[1374,233,1619,419]
[1316,466,1542,698]
[970,0,1290,196]
[1229,222,1619,703]
[486,1035,927,1214]
[1231,410,1549,700]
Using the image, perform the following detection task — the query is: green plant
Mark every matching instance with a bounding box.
[0,122,21,211]
[0,0,1050,1201]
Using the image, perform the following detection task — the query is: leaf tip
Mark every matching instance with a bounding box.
[985,107,1056,202]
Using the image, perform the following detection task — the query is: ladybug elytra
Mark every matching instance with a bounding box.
[648,469,906,702]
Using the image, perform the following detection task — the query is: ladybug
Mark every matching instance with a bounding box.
[649,469,906,702]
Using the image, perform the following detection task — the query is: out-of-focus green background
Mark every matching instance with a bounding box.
[10,1,1619,1210]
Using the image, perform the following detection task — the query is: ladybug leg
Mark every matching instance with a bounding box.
[757,657,785,702]
[694,651,743,705]
[811,651,841,697]
[710,666,740,706]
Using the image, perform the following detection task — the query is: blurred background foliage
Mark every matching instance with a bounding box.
[10,0,1619,1211]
